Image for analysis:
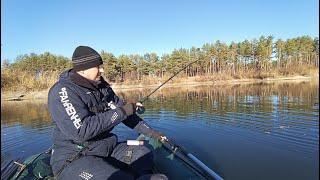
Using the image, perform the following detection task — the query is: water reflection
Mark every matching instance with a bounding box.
[116,81,319,179]
[117,81,318,119]
[1,100,53,164]
[1,81,319,180]
[1,100,52,128]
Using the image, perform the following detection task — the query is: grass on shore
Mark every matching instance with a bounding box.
[1,67,318,92]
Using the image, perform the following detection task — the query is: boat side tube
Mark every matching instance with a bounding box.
[187,153,223,180]
[161,140,223,180]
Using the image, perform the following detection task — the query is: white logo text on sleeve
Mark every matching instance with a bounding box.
[59,87,82,129]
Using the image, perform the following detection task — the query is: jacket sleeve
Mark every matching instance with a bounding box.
[110,88,125,107]
[48,85,128,142]
[122,114,158,137]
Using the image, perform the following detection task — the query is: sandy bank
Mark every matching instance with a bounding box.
[111,75,314,90]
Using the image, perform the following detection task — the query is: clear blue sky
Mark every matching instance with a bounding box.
[1,0,319,62]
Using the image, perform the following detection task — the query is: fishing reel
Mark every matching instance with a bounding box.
[136,104,145,114]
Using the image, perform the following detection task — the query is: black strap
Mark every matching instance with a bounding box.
[54,144,90,178]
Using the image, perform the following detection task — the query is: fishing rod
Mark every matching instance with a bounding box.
[136,59,200,114]
[139,59,200,103]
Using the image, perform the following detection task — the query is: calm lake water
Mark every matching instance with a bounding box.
[1,81,319,180]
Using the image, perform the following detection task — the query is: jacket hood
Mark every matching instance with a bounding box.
[59,69,73,82]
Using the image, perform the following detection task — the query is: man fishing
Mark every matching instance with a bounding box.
[48,45,168,180]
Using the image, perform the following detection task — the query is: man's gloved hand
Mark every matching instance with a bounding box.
[121,102,145,116]
[150,131,168,142]
[135,102,143,108]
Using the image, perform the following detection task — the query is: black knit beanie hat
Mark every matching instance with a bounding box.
[72,46,103,71]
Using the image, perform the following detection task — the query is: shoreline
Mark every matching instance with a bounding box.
[111,75,314,90]
[1,75,317,101]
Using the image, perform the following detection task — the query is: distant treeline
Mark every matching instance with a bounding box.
[1,35,319,91]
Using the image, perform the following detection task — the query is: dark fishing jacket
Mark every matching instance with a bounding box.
[48,69,156,175]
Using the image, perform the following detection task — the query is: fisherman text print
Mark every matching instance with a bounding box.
[59,87,82,129]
